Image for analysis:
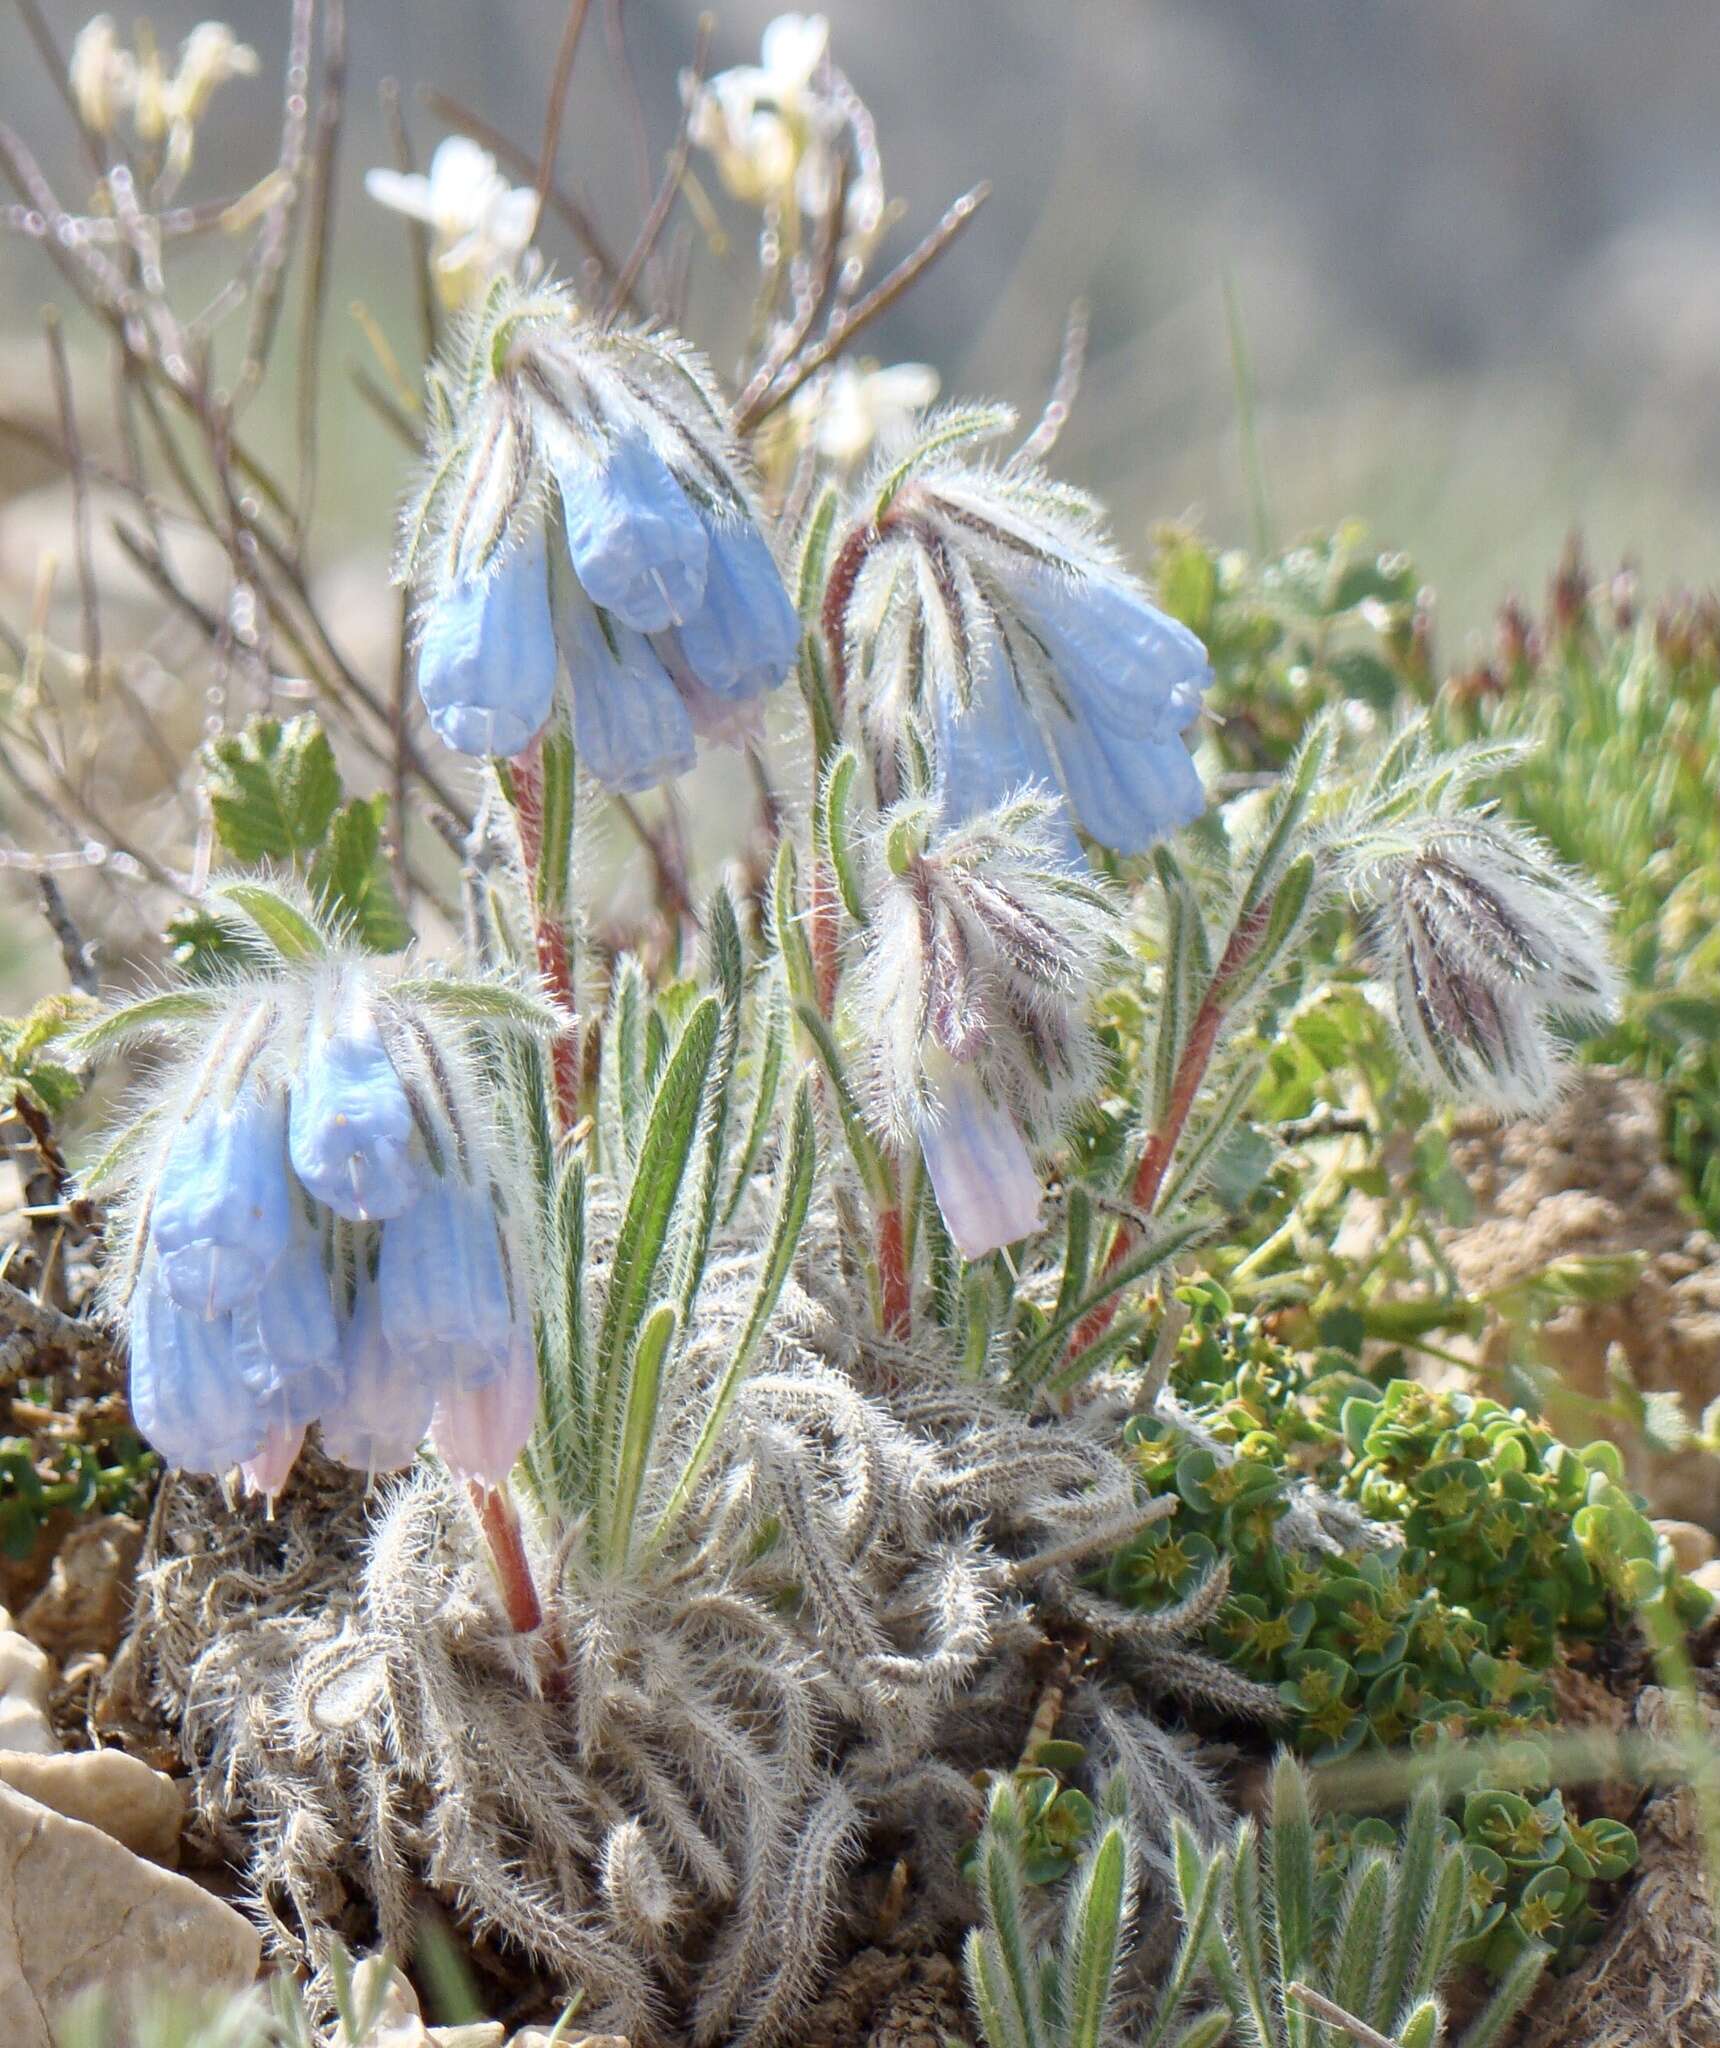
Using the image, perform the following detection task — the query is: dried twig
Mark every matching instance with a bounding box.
[603,15,710,322]
[735,182,991,431]
[536,0,595,218]
[1013,297,1089,469]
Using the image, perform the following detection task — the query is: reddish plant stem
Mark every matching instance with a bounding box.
[1067,899,1273,1359]
[877,1203,911,1338]
[469,1479,544,1635]
[508,746,581,1131]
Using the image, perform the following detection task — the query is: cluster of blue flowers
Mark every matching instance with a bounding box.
[410,302,800,790]
[128,973,535,1494]
[933,576,1211,863]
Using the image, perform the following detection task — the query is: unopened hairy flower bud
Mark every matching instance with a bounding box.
[1348,817,1619,1115]
[854,792,1120,1257]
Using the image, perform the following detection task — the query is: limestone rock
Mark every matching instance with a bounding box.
[507,2036,628,2048]
[0,1748,185,1864]
[1653,1518,1718,1574]
[20,1515,144,1662]
[0,1605,57,1755]
[0,1779,259,2044]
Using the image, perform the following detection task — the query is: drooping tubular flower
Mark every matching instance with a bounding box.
[853,792,1119,1259]
[79,893,563,1492]
[831,405,1212,859]
[1344,813,1620,1114]
[402,284,800,789]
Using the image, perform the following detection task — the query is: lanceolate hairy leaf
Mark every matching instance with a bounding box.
[653,1077,816,1546]
[592,997,721,1477]
[209,880,330,963]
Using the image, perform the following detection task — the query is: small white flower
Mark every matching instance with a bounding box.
[68,15,135,137]
[161,22,259,129]
[366,136,540,310]
[683,12,840,216]
[792,359,940,466]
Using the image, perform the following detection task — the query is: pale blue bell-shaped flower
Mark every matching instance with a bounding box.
[289,991,423,1222]
[316,1261,434,1476]
[915,1055,1043,1261]
[1013,575,1210,853]
[378,1179,516,1396]
[556,429,709,632]
[431,1324,539,1484]
[932,626,1081,863]
[674,515,801,701]
[235,1206,345,1429]
[416,525,558,758]
[129,1255,268,1475]
[151,1084,292,1318]
[554,575,698,792]
[240,1422,306,1501]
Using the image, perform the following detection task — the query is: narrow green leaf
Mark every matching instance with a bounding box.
[1269,1755,1318,2006]
[872,402,1016,518]
[592,997,720,1511]
[676,887,745,1326]
[392,977,567,1034]
[1372,1782,1440,2029]
[605,1301,677,1570]
[1407,1847,1466,2009]
[724,975,788,1224]
[1454,1942,1549,2048]
[1168,2017,1230,2048]
[600,957,650,1175]
[795,1000,895,1208]
[533,728,577,918]
[1238,715,1332,916]
[967,1930,1033,2048]
[654,1078,815,1545]
[1141,1847,1227,2048]
[1214,852,1320,1013]
[1330,1854,1390,2029]
[772,836,819,1011]
[978,1825,1048,2048]
[1156,1054,1267,1216]
[66,988,226,1063]
[816,748,869,924]
[210,880,329,963]
[1010,1211,1213,1394]
[796,484,841,622]
[1061,1823,1128,2048]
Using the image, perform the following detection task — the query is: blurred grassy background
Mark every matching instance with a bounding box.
[7,0,1720,635]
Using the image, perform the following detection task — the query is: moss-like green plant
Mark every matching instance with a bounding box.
[1106,1287,1704,1969]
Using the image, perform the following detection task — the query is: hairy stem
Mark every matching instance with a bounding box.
[507,743,580,1131]
[877,1202,911,1337]
[469,1478,544,1635]
[1068,897,1272,1359]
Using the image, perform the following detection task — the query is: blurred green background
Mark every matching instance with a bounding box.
[7,0,1720,636]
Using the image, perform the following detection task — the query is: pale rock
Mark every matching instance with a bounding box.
[0,1747,185,1864]
[0,1779,259,2045]
[506,2036,629,2048]
[0,1606,57,1755]
[1689,1558,1720,1602]
[1652,1518,1717,1573]
[20,1515,145,1661]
